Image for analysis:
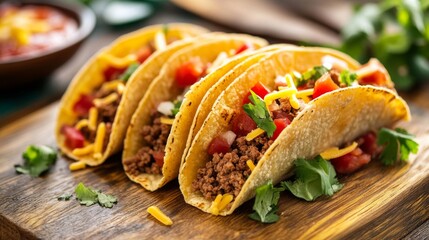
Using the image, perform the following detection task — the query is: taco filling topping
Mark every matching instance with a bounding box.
[61,28,186,159]
[123,43,254,176]
[192,56,394,202]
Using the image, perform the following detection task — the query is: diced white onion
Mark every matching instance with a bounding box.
[157,101,174,116]
[222,131,236,146]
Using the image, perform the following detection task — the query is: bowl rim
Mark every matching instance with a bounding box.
[0,0,96,65]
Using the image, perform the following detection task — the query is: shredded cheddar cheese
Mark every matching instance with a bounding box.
[72,144,94,156]
[218,194,233,211]
[75,119,89,130]
[210,194,223,215]
[245,128,265,141]
[88,107,98,131]
[154,30,167,51]
[147,206,173,226]
[93,122,106,159]
[93,93,119,107]
[246,160,255,171]
[160,117,175,125]
[99,53,137,68]
[320,142,358,160]
[296,89,314,98]
[101,80,124,92]
[178,32,191,39]
[69,161,86,171]
[264,88,297,108]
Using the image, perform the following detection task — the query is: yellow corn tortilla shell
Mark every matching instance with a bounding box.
[122,34,268,191]
[56,23,208,166]
[179,47,410,215]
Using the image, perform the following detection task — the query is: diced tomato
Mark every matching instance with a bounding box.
[207,136,230,155]
[358,59,389,86]
[103,66,126,81]
[152,151,165,168]
[235,43,253,55]
[271,118,291,140]
[359,69,387,86]
[331,147,371,174]
[72,94,94,116]
[243,82,271,104]
[359,132,379,157]
[231,112,257,136]
[175,59,205,88]
[61,126,85,150]
[136,46,152,63]
[312,73,339,99]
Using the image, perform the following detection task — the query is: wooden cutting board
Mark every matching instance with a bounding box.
[0,101,428,239]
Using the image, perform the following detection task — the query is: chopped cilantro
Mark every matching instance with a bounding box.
[119,62,140,82]
[339,70,357,86]
[75,182,98,206]
[97,191,118,208]
[75,182,117,208]
[295,66,330,87]
[171,100,183,117]
[249,181,285,223]
[281,157,343,201]
[15,145,57,177]
[57,193,73,201]
[377,128,419,165]
[243,90,276,137]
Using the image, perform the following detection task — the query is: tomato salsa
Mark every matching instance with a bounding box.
[0,3,78,61]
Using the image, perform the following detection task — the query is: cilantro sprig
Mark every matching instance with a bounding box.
[75,182,117,208]
[377,128,419,165]
[15,145,57,177]
[339,70,357,86]
[249,157,342,223]
[243,90,276,137]
[282,157,343,201]
[120,62,140,82]
[171,100,183,117]
[295,66,330,87]
[249,181,284,223]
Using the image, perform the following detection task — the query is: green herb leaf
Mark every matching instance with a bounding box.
[15,145,57,177]
[57,193,73,201]
[74,182,118,208]
[342,4,382,40]
[243,90,276,137]
[248,181,285,223]
[296,66,329,87]
[377,128,419,165]
[120,62,140,82]
[171,100,183,117]
[339,70,358,86]
[402,0,425,34]
[282,157,343,201]
[97,191,118,208]
[75,183,98,206]
[163,24,169,34]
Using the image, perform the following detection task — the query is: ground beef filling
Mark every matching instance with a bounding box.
[123,113,172,176]
[193,135,273,201]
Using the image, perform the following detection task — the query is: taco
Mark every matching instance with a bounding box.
[179,46,410,215]
[55,23,208,166]
[122,34,268,191]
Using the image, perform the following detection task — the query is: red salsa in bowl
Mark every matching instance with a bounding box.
[0,3,78,61]
[0,1,95,90]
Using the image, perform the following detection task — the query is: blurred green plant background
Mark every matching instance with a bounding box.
[341,0,429,90]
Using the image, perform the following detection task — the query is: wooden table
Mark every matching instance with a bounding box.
[0,1,428,239]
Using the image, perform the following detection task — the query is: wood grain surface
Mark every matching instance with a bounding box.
[0,101,428,239]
